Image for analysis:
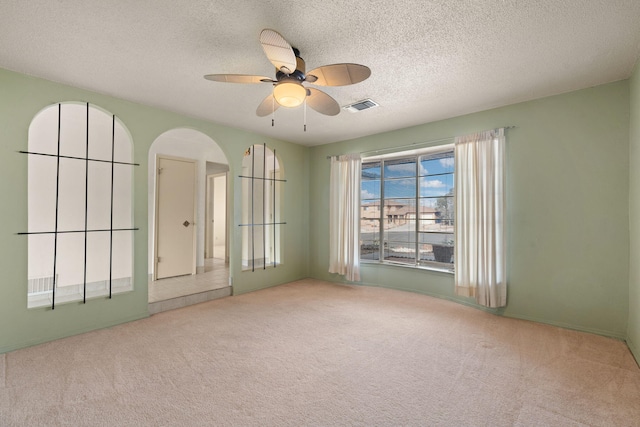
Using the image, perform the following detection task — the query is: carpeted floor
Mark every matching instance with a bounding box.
[1,279,639,426]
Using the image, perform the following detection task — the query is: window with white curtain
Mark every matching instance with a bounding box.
[454,128,507,307]
[25,102,135,309]
[360,145,454,272]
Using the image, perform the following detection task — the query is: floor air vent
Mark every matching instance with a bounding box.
[343,99,379,112]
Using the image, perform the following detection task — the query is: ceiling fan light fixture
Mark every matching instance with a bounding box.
[273,82,307,108]
[205,28,370,118]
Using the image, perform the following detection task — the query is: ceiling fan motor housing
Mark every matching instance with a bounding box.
[276,48,306,82]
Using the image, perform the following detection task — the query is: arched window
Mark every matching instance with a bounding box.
[24,102,135,309]
[240,144,284,271]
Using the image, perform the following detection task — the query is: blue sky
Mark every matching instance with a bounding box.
[361,156,454,200]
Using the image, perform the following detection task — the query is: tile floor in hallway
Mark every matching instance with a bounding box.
[148,258,229,303]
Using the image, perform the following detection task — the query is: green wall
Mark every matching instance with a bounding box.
[0,68,310,353]
[310,81,631,339]
[1,66,636,355]
[629,60,640,362]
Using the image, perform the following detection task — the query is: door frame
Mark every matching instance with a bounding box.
[205,172,229,261]
[209,172,229,261]
[153,154,197,280]
[221,172,230,263]
[205,174,213,259]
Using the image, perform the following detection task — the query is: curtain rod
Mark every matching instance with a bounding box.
[326,126,516,159]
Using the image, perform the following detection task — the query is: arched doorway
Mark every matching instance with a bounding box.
[147,128,230,310]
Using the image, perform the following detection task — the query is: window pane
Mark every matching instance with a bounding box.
[420,153,454,176]
[417,243,454,266]
[415,198,438,230]
[87,162,112,230]
[272,223,282,265]
[360,218,379,261]
[59,103,88,158]
[384,157,416,178]
[55,233,85,304]
[28,234,55,286]
[111,231,133,294]
[29,105,59,156]
[86,231,110,298]
[264,223,278,266]
[418,232,454,245]
[361,179,380,200]
[384,178,416,198]
[254,224,266,267]
[28,155,57,233]
[88,107,115,161]
[385,226,416,244]
[384,238,416,264]
[420,219,454,234]
[57,157,87,232]
[383,198,414,228]
[243,224,268,269]
[361,200,381,220]
[419,197,454,232]
[362,162,381,179]
[28,234,55,308]
[113,120,132,164]
[382,197,415,263]
[419,173,453,197]
[112,163,133,229]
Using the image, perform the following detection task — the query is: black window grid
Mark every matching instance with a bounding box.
[238,143,286,272]
[19,103,139,310]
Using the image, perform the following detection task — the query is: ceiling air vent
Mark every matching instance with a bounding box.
[343,98,379,113]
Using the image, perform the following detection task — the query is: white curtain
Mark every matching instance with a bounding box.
[454,129,506,308]
[329,154,361,281]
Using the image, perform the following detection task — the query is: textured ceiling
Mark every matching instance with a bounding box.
[1,1,640,146]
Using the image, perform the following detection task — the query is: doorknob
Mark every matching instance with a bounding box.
[183,220,191,227]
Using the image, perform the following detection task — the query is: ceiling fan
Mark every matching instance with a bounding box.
[204,29,371,118]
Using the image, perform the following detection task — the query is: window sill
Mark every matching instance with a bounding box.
[241,262,282,272]
[361,260,454,275]
[27,279,133,309]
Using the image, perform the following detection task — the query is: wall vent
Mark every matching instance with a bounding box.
[343,99,379,112]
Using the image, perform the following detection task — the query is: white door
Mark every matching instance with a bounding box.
[155,156,196,279]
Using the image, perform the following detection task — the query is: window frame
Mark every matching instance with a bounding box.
[360,144,455,273]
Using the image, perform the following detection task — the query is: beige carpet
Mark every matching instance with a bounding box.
[1,279,639,426]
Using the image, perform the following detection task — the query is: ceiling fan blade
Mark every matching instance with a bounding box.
[204,74,273,84]
[259,29,297,74]
[256,94,280,117]
[306,88,340,116]
[306,63,371,86]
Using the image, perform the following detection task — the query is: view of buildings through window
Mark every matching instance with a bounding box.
[360,148,454,270]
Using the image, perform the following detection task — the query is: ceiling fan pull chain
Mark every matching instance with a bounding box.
[272,95,275,127]
[304,98,307,132]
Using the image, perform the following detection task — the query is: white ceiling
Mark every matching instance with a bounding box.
[2,1,640,146]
